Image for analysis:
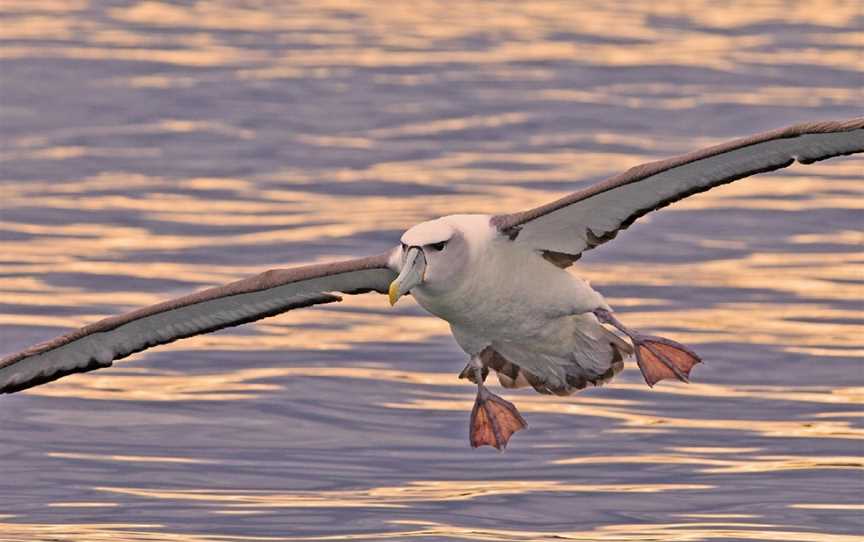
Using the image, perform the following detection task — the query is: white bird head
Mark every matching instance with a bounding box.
[388,217,473,305]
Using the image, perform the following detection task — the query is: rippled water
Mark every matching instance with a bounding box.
[1,1,862,541]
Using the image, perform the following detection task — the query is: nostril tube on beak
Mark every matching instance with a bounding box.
[388,246,426,306]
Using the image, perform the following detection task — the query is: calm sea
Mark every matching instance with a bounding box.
[1,1,862,540]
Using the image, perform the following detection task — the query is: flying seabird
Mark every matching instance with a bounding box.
[2,118,862,449]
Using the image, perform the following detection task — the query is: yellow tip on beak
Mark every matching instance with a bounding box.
[389,246,425,306]
[388,280,400,306]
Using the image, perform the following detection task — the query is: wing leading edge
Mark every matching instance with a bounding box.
[0,254,396,394]
[492,118,864,262]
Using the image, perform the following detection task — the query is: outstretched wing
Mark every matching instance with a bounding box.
[491,118,864,265]
[0,254,396,394]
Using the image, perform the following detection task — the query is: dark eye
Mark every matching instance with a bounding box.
[429,241,447,251]
[401,242,408,252]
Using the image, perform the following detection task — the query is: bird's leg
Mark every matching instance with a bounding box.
[467,356,527,450]
[594,308,702,387]
[458,362,488,384]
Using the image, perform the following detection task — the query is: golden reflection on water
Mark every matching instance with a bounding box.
[22,362,862,409]
[94,480,712,510]
[0,523,179,542]
[384,520,864,542]
[789,504,864,510]
[2,1,862,541]
[3,163,860,265]
[386,395,864,441]
[555,453,863,474]
[376,520,864,542]
[539,85,862,109]
[47,502,119,508]
[17,0,833,76]
[48,451,217,465]
[1,519,860,542]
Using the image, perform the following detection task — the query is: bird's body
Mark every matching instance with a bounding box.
[400,214,622,394]
[2,117,862,449]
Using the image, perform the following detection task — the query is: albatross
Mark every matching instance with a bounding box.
[2,118,862,449]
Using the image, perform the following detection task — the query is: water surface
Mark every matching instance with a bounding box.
[1,1,862,541]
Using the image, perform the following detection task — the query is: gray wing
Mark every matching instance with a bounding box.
[491,118,864,264]
[0,253,396,394]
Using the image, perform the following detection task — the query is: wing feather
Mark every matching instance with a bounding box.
[0,253,396,394]
[491,118,864,260]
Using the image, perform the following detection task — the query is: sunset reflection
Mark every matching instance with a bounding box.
[95,479,712,509]
[385,394,864,440]
[1,0,862,541]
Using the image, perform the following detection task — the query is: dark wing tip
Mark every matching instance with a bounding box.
[1,359,113,394]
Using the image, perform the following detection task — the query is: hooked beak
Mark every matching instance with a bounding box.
[389,247,426,306]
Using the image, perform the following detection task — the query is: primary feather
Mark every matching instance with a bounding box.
[0,255,394,393]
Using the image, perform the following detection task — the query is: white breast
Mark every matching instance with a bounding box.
[410,215,608,351]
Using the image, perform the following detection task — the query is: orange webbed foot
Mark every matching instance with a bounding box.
[469,386,527,450]
[593,308,702,388]
[633,335,701,387]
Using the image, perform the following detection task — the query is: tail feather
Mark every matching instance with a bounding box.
[459,314,633,396]
[482,341,628,397]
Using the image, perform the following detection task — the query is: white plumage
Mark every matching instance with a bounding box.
[397,214,622,394]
